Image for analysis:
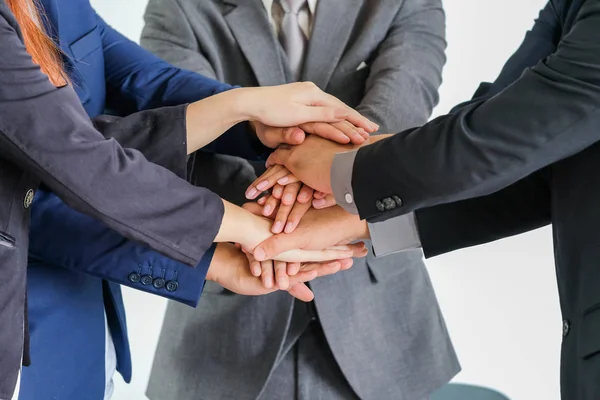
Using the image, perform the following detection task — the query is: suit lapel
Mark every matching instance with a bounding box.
[221,0,288,86]
[302,0,362,88]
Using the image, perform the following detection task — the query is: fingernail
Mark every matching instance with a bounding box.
[278,177,289,184]
[251,266,261,276]
[246,188,258,199]
[313,199,326,208]
[264,276,273,288]
[254,248,266,261]
[256,181,269,191]
[293,130,304,143]
[371,123,379,132]
[273,221,283,233]
[284,222,295,233]
[358,128,369,137]
[283,194,293,204]
[263,205,272,216]
[353,130,364,140]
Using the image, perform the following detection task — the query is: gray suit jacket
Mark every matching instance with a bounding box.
[142,1,459,399]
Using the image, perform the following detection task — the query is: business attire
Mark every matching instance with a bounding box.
[332,0,600,399]
[0,0,245,397]
[142,1,458,399]
[13,0,260,399]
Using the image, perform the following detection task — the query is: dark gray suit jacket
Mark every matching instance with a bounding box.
[141,1,459,399]
[0,3,223,397]
[349,0,600,398]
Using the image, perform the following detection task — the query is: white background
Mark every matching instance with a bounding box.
[88,1,560,399]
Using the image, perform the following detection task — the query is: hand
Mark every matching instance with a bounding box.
[206,243,327,301]
[252,206,371,262]
[214,200,364,263]
[239,82,379,134]
[244,251,353,293]
[266,135,354,194]
[251,119,370,149]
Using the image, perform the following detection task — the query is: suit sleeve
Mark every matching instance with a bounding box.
[416,170,552,258]
[0,9,221,266]
[91,107,188,179]
[28,189,211,307]
[356,0,446,132]
[140,0,219,80]
[351,0,600,222]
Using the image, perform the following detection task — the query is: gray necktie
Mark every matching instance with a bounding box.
[278,0,308,81]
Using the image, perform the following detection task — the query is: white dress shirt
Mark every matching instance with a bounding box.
[262,0,318,38]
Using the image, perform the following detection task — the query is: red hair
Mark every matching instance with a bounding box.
[6,0,67,86]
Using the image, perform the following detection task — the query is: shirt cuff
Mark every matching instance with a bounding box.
[331,150,359,214]
[368,212,422,257]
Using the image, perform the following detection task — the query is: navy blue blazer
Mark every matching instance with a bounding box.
[19,1,254,398]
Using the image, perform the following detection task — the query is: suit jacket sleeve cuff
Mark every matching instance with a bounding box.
[368,212,422,257]
[331,150,359,214]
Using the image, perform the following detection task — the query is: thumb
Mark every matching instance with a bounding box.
[254,234,298,261]
[280,127,305,145]
[266,148,292,168]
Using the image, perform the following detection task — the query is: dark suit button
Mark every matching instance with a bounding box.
[383,197,396,210]
[375,200,385,212]
[393,195,403,207]
[166,281,179,292]
[153,278,166,289]
[23,189,35,209]
[563,319,570,337]
[128,272,141,284]
[141,275,153,286]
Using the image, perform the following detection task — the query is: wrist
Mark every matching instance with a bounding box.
[231,87,261,122]
[205,244,222,282]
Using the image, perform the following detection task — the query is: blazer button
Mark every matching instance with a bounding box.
[392,195,403,207]
[562,319,570,337]
[383,197,396,211]
[166,280,179,292]
[153,277,166,289]
[128,272,141,284]
[375,200,385,212]
[141,275,153,286]
[23,189,35,209]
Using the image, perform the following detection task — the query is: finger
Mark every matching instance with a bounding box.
[275,261,290,290]
[257,196,267,206]
[296,185,314,204]
[294,105,349,126]
[248,165,283,194]
[272,184,284,200]
[344,109,379,133]
[284,200,311,233]
[276,247,355,263]
[279,126,306,145]
[247,166,290,199]
[287,283,315,302]
[332,120,366,145]
[314,191,328,200]
[347,242,368,258]
[246,253,262,277]
[261,260,274,289]
[287,262,301,276]
[281,182,302,206]
[312,194,337,209]
[300,261,342,278]
[298,122,350,145]
[276,174,300,186]
[272,201,293,233]
[339,258,354,271]
[266,148,292,168]
[263,196,281,218]
[311,91,379,133]
[254,234,308,262]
